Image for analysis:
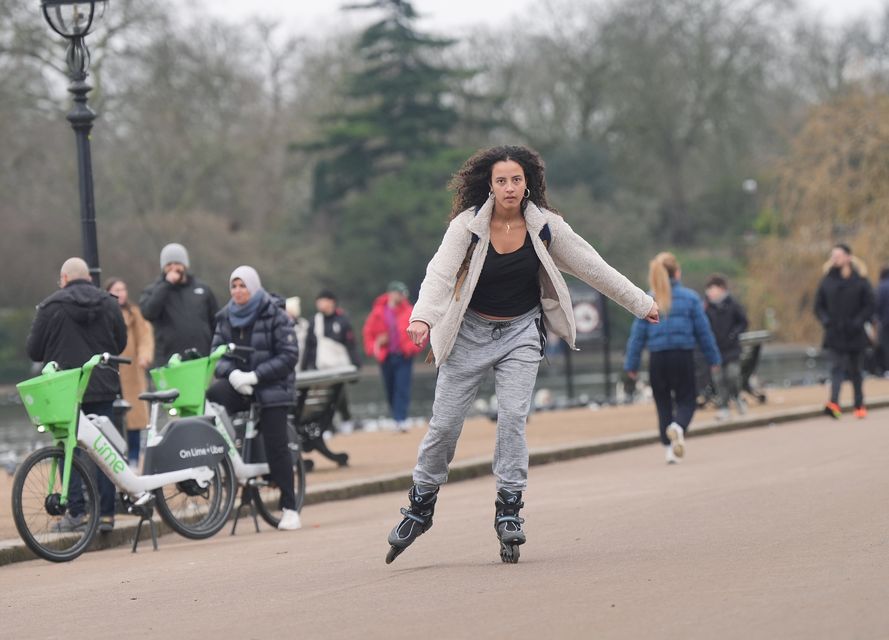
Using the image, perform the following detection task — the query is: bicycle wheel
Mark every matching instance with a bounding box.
[254,425,307,527]
[12,446,99,563]
[154,456,236,539]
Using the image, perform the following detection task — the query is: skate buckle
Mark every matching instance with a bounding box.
[400,508,429,525]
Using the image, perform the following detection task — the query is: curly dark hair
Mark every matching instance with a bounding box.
[447,145,555,220]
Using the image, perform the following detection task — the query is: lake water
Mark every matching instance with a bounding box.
[0,344,830,461]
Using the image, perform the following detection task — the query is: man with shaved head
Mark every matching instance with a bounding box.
[27,257,127,532]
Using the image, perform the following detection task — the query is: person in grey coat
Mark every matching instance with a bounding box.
[384,145,659,565]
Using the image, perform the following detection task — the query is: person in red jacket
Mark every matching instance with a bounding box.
[363,281,425,431]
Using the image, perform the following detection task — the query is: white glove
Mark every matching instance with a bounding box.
[228,369,259,395]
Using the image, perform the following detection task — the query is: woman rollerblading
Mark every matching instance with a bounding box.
[385,145,658,564]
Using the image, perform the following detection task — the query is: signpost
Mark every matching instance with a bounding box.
[567,284,612,404]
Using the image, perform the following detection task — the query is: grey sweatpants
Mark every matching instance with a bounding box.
[413,306,544,491]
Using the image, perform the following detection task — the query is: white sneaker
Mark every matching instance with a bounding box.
[735,397,748,416]
[666,422,685,458]
[278,508,302,531]
[665,446,679,465]
[715,408,730,422]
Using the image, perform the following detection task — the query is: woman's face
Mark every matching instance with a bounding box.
[230,278,251,305]
[108,281,128,306]
[490,160,526,211]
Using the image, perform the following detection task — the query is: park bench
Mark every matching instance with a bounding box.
[292,365,360,471]
[696,330,773,408]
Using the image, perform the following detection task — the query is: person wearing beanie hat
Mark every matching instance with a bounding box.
[387,281,409,297]
[206,265,302,530]
[159,243,190,271]
[362,281,423,433]
[139,242,219,365]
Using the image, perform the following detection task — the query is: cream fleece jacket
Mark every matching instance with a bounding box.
[411,197,654,366]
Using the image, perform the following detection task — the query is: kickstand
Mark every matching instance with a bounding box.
[231,486,260,535]
[132,506,158,553]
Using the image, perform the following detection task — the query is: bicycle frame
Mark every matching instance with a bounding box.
[152,346,272,486]
[77,412,216,498]
[203,401,270,486]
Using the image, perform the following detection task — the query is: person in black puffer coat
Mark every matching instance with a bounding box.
[139,243,219,366]
[26,257,127,530]
[206,266,302,530]
[814,244,875,419]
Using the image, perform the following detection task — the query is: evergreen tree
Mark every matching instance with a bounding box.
[306,0,466,212]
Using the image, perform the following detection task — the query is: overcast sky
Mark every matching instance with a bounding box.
[196,0,887,34]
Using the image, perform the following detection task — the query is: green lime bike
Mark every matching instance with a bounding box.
[151,344,306,531]
[12,353,236,562]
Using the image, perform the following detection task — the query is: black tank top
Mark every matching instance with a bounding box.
[469,232,541,317]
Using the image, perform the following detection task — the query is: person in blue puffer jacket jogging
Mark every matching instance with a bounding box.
[624,252,721,464]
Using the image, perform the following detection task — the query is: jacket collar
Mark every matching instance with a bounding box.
[465,197,547,239]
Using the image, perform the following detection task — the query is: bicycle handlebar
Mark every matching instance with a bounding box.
[227,343,255,354]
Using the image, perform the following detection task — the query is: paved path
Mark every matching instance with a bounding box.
[4,408,889,639]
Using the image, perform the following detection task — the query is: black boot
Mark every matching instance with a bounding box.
[385,484,438,564]
[495,489,525,563]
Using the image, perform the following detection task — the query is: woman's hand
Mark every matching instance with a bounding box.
[645,301,660,324]
[406,320,429,347]
[229,369,258,395]
[626,371,638,381]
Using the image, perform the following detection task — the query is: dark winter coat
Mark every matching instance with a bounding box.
[877,275,889,329]
[26,280,128,403]
[139,273,219,365]
[302,310,361,370]
[704,294,748,363]
[211,293,298,408]
[814,267,875,352]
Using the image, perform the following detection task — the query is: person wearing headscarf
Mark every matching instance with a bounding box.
[206,266,302,530]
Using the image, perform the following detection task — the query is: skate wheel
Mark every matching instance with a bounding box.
[500,543,520,564]
[386,545,404,564]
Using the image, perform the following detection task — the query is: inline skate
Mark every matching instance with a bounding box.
[495,488,525,564]
[385,484,438,564]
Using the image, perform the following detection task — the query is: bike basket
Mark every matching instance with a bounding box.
[16,367,82,427]
[150,357,211,410]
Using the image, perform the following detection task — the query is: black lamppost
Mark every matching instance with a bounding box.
[41,0,108,285]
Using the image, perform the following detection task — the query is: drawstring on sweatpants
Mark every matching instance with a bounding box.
[490,320,512,341]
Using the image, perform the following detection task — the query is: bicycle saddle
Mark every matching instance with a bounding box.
[138,389,181,403]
